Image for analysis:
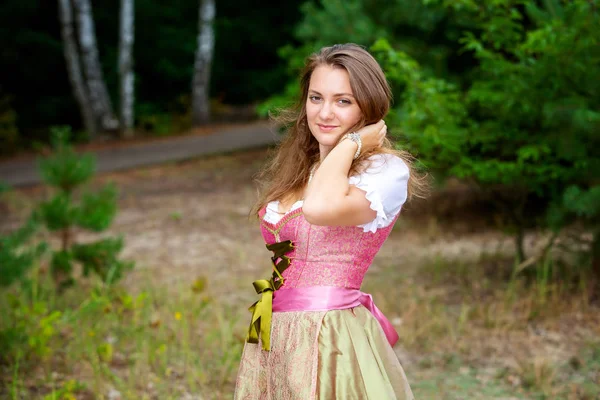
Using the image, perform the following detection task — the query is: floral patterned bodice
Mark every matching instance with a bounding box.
[258,207,396,290]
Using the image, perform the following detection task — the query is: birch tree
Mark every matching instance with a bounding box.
[58,0,96,138]
[191,0,215,126]
[73,0,119,132]
[118,0,135,137]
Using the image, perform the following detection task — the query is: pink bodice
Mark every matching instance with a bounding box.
[259,207,396,290]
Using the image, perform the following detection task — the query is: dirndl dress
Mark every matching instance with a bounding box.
[234,154,414,399]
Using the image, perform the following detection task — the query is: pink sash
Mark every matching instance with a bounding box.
[272,286,399,347]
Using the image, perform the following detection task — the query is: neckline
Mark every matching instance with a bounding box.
[272,199,304,216]
[261,206,304,230]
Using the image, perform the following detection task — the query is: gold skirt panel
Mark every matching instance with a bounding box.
[234,306,414,400]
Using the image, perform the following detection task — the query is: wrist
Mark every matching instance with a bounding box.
[340,132,361,159]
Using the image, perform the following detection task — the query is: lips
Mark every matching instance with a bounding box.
[317,124,338,132]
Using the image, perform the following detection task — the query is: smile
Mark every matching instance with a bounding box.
[317,124,338,132]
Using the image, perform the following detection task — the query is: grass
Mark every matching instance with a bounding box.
[3,256,597,399]
[364,250,600,400]
[1,270,244,399]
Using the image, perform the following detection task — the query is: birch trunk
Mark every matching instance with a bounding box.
[58,0,97,138]
[118,0,135,137]
[191,0,215,126]
[73,0,119,132]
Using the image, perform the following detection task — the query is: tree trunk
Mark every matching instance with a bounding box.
[491,189,529,264]
[191,0,215,126]
[118,0,135,137]
[73,0,119,132]
[58,0,97,138]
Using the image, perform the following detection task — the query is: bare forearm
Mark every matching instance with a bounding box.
[304,140,357,213]
[303,121,385,226]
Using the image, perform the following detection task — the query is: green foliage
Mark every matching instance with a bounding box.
[375,1,598,267]
[38,126,95,192]
[39,192,76,231]
[50,250,75,290]
[136,110,175,137]
[371,39,469,177]
[563,186,600,221]
[72,237,134,284]
[296,0,388,46]
[0,268,242,397]
[457,0,599,266]
[42,380,88,400]
[35,126,132,288]
[0,299,62,364]
[0,215,46,287]
[0,128,133,372]
[256,81,301,118]
[77,184,118,231]
[456,0,599,191]
[38,183,118,238]
[267,0,474,101]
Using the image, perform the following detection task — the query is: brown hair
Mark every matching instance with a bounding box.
[253,43,426,215]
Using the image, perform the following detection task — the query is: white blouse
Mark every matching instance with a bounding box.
[264,154,409,233]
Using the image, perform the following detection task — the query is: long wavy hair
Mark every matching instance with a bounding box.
[253,43,426,215]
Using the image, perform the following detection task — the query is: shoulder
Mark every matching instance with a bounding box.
[352,153,410,184]
[349,153,410,233]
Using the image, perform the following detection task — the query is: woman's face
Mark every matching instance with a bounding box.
[306,65,362,155]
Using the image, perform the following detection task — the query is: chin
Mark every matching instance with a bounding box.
[312,131,342,146]
[315,136,340,148]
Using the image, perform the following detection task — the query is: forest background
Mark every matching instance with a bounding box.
[1,0,599,398]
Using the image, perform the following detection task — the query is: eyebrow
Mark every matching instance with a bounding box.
[308,90,355,98]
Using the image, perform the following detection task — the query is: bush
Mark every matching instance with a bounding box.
[0,215,46,288]
[36,126,133,290]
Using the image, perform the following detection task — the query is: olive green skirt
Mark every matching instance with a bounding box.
[234,306,414,399]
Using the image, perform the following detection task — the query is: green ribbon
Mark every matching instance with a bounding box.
[246,240,294,351]
[246,278,275,350]
[267,240,293,289]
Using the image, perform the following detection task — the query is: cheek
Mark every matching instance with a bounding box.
[305,103,317,121]
[340,108,362,126]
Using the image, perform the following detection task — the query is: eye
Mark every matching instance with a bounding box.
[309,95,322,102]
[338,98,352,105]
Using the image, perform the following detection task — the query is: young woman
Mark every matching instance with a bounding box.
[235,43,421,399]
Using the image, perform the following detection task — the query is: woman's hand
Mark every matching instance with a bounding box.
[354,120,386,152]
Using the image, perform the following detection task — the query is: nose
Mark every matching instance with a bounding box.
[319,102,334,120]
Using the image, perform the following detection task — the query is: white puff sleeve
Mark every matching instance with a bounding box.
[348,154,409,233]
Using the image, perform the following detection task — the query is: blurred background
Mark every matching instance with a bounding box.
[1,0,599,398]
